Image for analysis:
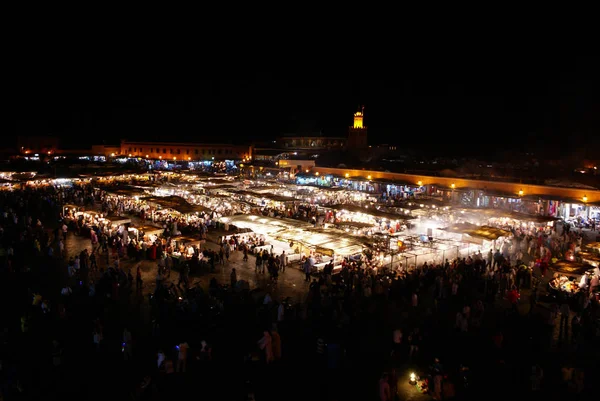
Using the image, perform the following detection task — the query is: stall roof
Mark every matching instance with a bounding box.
[234,190,296,202]
[104,215,131,225]
[130,225,163,236]
[508,211,561,223]
[578,251,600,262]
[584,242,600,251]
[220,214,311,234]
[141,195,211,214]
[202,178,237,184]
[174,235,203,244]
[105,186,147,197]
[440,222,510,241]
[458,208,561,223]
[204,184,237,189]
[551,260,593,276]
[334,221,375,228]
[327,204,414,221]
[273,227,366,254]
[248,185,281,192]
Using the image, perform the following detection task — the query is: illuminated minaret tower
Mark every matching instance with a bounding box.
[347,106,368,149]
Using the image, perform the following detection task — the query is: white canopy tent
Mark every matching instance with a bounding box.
[220,214,310,235]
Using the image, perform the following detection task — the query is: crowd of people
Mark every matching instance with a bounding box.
[0,182,599,400]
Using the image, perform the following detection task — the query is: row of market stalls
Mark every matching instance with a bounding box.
[218,214,367,272]
[296,172,599,226]
[92,176,566,272]
[63,204,132,238]
[51,173,597,275]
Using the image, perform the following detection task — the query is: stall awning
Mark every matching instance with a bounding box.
[334,221,375,229]
[234,190,296,202]
[141,195,211,214]
[107,188,147,197]
[173,235,203,245]
[327,204,414,221]
[440,223,510,241]
[130,225,163,237]
[219,214,311,235]
[584,242,600,251]
[104,215,131,225]
[508,211,561,223]
[551,260,593,276]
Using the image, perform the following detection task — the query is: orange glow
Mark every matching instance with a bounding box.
[367,175,372,180]
[451,183,456,189]
[173,157,177,160]
[315,172,319,176]
[345,173,350,178]
[583,195,588,202]
[188,157,191,160]
[146,155,149,158]
[518,189,524,196]
[417,181,423,186]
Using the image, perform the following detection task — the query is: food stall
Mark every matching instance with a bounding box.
[63,204,79,217]
[172,235,205,257]
[128,225,164,242]
[218,214,309,263]
[578,251,600,268]
[548,260,593,298]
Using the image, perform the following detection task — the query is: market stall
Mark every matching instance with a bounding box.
[578,251,600,268]
[438,222,510,256]
[548,260,593,298]
[273,227,366,271]
[323,203,414,235]
[128,225,164,242]
[63,204,79,216]
[171,235,206,262]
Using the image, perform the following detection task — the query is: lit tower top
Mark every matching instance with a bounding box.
[353,106,365,129]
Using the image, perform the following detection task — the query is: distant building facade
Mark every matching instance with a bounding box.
[118,140,252,161]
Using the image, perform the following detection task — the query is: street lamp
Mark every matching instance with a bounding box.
[518,189,524,196]
[367,175,372,180]
[345,173,350,178]
[417,181,423,186]
[583,195,588,202]
[451,183,455,189]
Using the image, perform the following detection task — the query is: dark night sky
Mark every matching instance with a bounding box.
[8,57,600,156]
